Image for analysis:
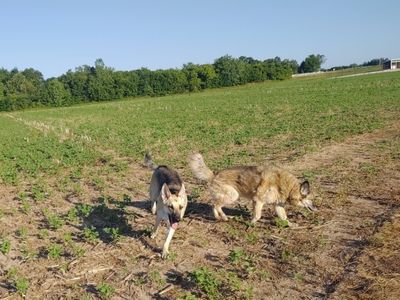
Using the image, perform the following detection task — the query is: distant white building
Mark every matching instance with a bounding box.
[383,59,400,70]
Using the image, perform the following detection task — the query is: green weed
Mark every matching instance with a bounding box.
[1,238,11,255]
[228,248,256,274]
[190,267,220,300]
[77,204,93,217]
[71,245,86,258]
[6,267,18,279]
[38,229,49,239]
[67,207,79,223]
[97,283,115,299]
[148,270,165,287]
[47,243,63,259]
[245,231,259,244]
[31,184,48,201]
[243,285,254,300]
[14,277,29,295]
[62,232,73,243]
[104,227,121,242]
[45,212,64,230]
[275,218,289,228]
[83,226,99,243]
[20,199,32,214]
[16,227,28,239]
[228,248,246,265]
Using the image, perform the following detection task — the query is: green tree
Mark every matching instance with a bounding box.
[263,57,292,80]
[196,64,218,89]
[0,82,4,99]
[3,72,37,109]
[298,54,325,73]
[183,63,201,92]
[239,56,260,65]
[214,55,242,87]
[21,68,44,87]
[87,59,116,100]
[5,73,35,95]
[0,98,13,111]
[284,59,299,74]
[0,54,297,111]
[0,68,12,85]
[60,66,91,101]
[149,69,187,96]
[136,68,154,96]
[248,63,266,82]
[113,71,139,98]
[42,79,71,106]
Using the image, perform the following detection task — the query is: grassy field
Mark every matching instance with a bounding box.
[0,70,399,299]
[3,70,399,181]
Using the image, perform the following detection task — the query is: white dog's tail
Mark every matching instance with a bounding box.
[189,153,214,182]
[144,152,158,170]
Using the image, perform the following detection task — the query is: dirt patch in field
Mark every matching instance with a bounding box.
[0,121,399,299]
[282,120,400,173]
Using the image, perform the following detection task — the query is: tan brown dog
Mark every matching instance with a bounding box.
[189,153,316,226]
[145,153,187,258]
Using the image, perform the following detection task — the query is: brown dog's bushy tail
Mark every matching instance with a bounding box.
[189,153,214,182]
[144,152,158,170]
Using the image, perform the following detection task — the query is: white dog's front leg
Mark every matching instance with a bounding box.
[162,227,176,259]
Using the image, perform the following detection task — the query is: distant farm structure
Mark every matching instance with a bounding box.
[383,58,400,70]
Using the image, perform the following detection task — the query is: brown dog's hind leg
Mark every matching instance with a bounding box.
[213,205,221,220]
[216,204,228,221]
[213,197,229,221]
[212,185,239,221]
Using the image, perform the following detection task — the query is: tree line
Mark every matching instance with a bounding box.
[0,54,319,111]
[324,57,388,71]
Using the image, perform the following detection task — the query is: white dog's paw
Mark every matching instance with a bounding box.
[161,249,169,259]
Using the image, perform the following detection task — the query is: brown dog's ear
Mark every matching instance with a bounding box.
[161,183,171,201]
[300,180,310,196]
[178,184,186,197]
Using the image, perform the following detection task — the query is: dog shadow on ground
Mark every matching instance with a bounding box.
[184,199,251,222]
[153,269,197,300]
[63,193,251,255]
[67,195,155,247]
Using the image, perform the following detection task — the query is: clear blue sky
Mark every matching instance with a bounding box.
[1,0,399,78]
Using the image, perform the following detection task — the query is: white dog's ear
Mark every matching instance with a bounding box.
[178,184,186,197]
[161,183,171,202]
[300,180,310,196]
